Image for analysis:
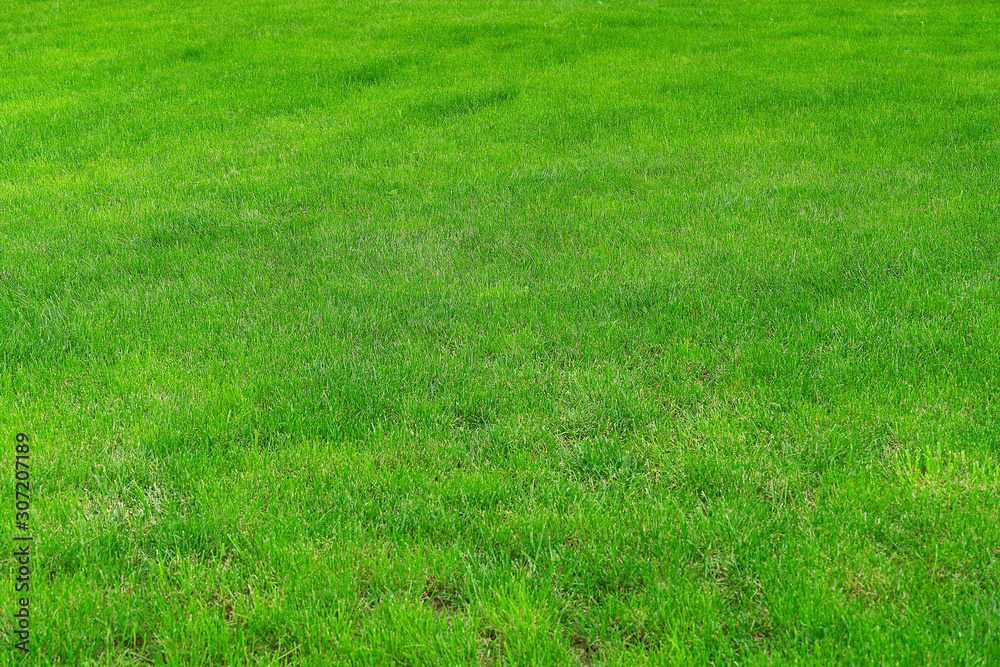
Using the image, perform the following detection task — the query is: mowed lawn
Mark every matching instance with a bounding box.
[2,0,999,663]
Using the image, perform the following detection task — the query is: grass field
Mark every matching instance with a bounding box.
[2,0,999,663]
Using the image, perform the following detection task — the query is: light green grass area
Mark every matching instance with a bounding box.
[2,0,999,663]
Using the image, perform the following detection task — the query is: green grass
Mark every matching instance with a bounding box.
[2,0,999,663]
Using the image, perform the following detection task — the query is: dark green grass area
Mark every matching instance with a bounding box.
[2,0,999,663]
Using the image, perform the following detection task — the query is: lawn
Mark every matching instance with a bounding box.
[2,0,999,663]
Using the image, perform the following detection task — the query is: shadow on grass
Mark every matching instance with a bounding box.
[409,87,519,122]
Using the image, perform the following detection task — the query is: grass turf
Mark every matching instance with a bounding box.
[2,0,999,663]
